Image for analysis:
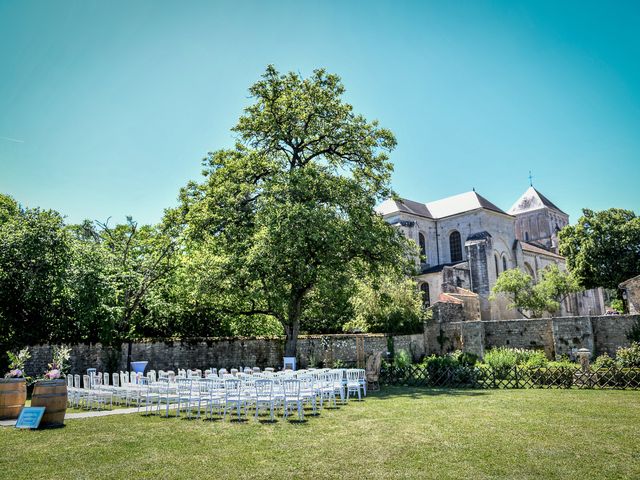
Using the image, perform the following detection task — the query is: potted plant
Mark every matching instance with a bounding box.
[0,348,30,420]
[31,345,71,428]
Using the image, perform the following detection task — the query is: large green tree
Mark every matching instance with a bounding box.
[177,66,413,355]
[559,208,640,291]
[0,200,74,349]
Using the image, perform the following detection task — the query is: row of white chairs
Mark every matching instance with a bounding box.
[67,367,367,419]
[136,369,365,421]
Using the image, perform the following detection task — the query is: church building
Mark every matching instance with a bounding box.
[376,187,604,320]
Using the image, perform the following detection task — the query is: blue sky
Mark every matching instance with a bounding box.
[1,0,639,225]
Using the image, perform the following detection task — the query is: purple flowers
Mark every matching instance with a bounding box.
[44,369,61,380]
[4,368,23,378]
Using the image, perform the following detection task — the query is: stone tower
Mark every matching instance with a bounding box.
[508,186,569,253]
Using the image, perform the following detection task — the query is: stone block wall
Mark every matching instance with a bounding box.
[485,318,555,357]
[22,333,426,377]
[592,315,639,355]
[425,314,639,359]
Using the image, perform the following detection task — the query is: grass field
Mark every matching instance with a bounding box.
[1,388,639,479]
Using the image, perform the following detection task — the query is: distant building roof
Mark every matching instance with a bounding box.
[521,241,565,260]
[377,191,508,220]
[508,186,567,216]
[420,261,468,275]
[620,274,640,288]
[376,198,433,219]
[426,191,508,218]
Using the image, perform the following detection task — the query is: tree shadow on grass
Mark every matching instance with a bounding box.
[370,387,489,400]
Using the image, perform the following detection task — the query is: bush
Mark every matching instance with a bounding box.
[547,360,578,369]
[394,349,412,368]
[593,353,616,369]
[449,350,478,367]
[483,347,518,371]
[522,351,549,368]
[616,342,640,368]
[483,347,549,368]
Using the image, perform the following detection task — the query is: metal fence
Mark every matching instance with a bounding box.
[380,364,640,390]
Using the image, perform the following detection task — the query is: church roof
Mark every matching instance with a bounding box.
[425,191,508,218]
[376,198,433,218]
[508,186,567,216]
[521,241,565,260]
[377,191,508,220]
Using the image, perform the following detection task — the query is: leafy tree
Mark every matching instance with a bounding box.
[0,206,74,349]
[177,66,412,355]
[559,208,640,291]
[0,194,19,224]
[491,269,546,318]
[534,264,581,313]
[491,265,580,318]
[344,269,425,334]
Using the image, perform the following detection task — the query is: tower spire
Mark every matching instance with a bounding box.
[528,170,533,187]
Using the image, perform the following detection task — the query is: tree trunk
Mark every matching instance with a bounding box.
[283,287,307,357]
[284,323,299,357]
[126,341,132,371]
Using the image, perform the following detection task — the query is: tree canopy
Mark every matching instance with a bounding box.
[177,66,414,354]
[490,265,580,318]
[558,208,640,291]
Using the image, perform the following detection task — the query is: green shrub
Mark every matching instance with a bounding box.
[522,351,548,368]
[483,347,518,370]
[547,360,578,369]
[592,353,616,369]
[422,354,458,369]
[449,350,478,367]
[616,341,640,368]
[394,349,412,368]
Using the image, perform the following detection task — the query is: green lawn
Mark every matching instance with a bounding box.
[2,388,639,479]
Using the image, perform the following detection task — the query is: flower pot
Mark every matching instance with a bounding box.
[31,379,67,428]
[0,377,27,420]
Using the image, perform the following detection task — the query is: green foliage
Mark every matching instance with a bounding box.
[483,347,549,371]
[4,348,30,378]
[177,66,411,354]
[610,298,625,313]
[394,349,412,368]
[448,350,478,367]
[0,206,75,349]
[559,208,640,291]
[615,342,640,368]
[491,265,580,318]
[343,269,424,334]
[593,353,616,369]
[483,347,518,371]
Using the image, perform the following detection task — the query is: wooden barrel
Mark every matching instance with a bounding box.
[31,379,67,428]
[0,378,27,420]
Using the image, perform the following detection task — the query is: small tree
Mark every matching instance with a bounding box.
[491,265,580,318]
[344,269,425,334]
[491,269,547,318]
[535,264,581,313]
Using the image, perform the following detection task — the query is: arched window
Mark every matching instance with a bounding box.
[449,231,462,262]
[502,255,508,272]
[418,232,426,259]
[420,283,430,308]
[524,231,529,242]
[494,254,500,276]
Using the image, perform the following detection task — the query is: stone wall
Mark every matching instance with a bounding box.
[22,333,425,376]
[620,275,640,315]
[425,314,639,359]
